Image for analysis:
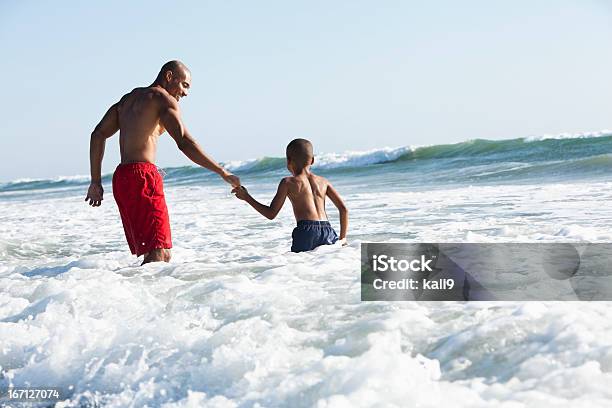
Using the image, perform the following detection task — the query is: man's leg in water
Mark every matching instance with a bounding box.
[142,248,171,265]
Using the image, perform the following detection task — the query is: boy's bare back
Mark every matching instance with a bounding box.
[283,172,330,221]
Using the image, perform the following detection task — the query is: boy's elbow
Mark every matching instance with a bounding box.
[339,205,348,215]
[266,209,281,220]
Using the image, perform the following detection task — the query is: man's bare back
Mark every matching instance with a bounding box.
[116,86,177,164]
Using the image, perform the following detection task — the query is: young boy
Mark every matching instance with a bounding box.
[232,138,348,252]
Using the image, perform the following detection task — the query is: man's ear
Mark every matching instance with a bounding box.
[165,70,173,83]
[311,157,315,165]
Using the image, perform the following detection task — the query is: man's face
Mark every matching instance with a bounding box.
[165,69,191,101]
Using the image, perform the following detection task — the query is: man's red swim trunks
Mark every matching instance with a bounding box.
[112,162,172,256]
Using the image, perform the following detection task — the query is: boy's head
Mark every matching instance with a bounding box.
[286,138,314,173]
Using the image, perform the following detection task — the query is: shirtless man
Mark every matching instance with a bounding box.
[232,138,348,252]
[85,60,240,264]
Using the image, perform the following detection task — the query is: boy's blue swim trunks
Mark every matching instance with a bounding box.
[291,220,339,253]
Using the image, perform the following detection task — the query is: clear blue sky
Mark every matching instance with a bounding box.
[1,0,610,181]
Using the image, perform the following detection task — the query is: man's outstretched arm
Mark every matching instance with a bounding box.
[86,103,119,207]
[160,101,240,187]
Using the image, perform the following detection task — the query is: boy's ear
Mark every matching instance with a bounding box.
[311,157,315,165]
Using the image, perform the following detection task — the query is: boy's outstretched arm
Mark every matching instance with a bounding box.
[326,183,349,243]
[233,179,288,220]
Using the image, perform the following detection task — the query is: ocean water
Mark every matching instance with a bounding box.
[2,132,612,407]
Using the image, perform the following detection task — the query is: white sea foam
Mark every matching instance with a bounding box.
[0,174,99,188]
[525,129,612,142]
[1,177,612,406]
[313,146,413,169]
[223,158,267,172]
[223,146,414,173]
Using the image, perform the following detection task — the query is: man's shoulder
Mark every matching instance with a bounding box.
[130,86,177,107]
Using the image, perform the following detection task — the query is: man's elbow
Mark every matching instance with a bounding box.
[90,130,105,140]
[176,137,193,152]
[339,205,349,215]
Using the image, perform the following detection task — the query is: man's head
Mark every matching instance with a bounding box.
[286,138,314,174]
[156,60,191,101]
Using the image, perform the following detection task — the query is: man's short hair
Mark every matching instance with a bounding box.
[158,60,190,80]
[286,138,314,168]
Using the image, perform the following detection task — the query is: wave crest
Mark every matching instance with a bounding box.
[2,129,611,193]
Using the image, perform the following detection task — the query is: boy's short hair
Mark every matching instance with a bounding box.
[286,138,314,168]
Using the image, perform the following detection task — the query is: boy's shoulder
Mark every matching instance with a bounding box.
[281,173,329,185]
[278,176,296,190]
[280,176,294,185]
[309,172,331,186]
